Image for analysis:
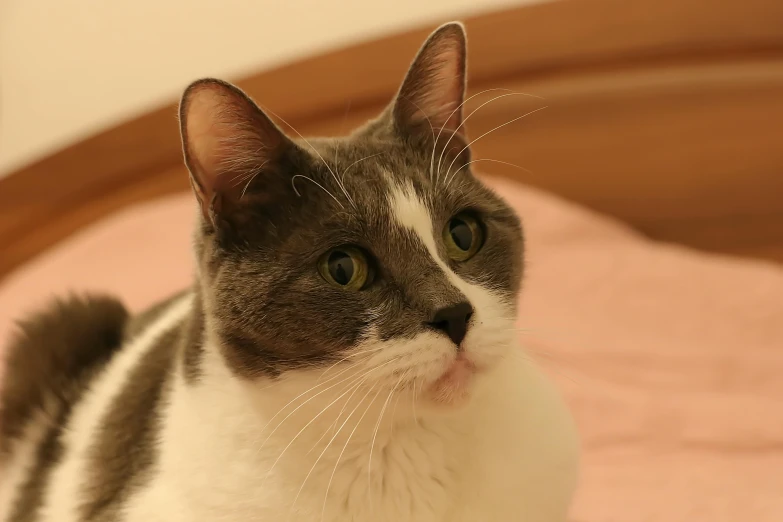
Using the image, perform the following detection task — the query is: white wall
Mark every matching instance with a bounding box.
[0,0,547,177]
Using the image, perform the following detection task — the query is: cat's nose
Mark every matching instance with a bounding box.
[427,302,474,347]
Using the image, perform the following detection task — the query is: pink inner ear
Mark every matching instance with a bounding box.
[181,82,282,204]
[419,45,464,129]
[397,25,466,135]
[185,88,233,187]
[184,87,266,196]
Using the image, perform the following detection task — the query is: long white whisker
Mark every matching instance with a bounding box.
[291,174,345,208]
[429,88,518,184]
[430,87,543,184]
[260,356,402,488]
[260,366,379,486]
[368,378,401,505]
[437,93,544,183]
[259,105,356,209]
[317,346,387,383]
[331,362,379,429]
[398,95,436,181]
[412,377,422,428]
[254,358,379,458]
[311,351,387,456]
[446,158,533,188]
[389,370,410,439]
[305,367,375,457]
[341,153,383,181]
[309,349,401,457]
[445,106,548,183]
[291,376,379,520]
[321,383,383,522]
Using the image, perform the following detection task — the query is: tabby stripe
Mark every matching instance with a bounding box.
[37,294,192,522]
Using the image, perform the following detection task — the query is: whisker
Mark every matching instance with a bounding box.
[412,377,422,428]
[445,106,548,183]
[388,370,410,439]
[260,356,403,489]
[317,346,386,382]
[304,361,377,458]
[321,383,383,522]
[429,88,515,185]
[329,355,387,427]
[260,368,376,485]
[445,158,533,188]
[253,358,378,458]
[397,94,436,181]
[341,152,383,181]
[305,414,341,458]
[304,350,394,458]
[240,160,272,199]
[291,174,345,209]
[259,105,356,210]
[291,375,373,518]
[436,92,544,184]
[367,376,403,500]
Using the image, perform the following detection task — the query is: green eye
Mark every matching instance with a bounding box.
[443,214,483,261]
[318,246,371,290]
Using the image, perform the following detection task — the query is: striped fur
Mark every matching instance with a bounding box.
[0,22,578,522]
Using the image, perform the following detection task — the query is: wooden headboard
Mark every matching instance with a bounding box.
[1,0,782,280]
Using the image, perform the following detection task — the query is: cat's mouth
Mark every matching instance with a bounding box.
[426,353,477,406]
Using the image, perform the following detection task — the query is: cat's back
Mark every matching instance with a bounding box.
[0,292,190,522]
[0,295,129,519]
[1,295,130,456]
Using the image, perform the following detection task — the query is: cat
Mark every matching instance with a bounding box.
[0,22,578,522]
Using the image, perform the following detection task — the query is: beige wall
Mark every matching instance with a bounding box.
[0,0,547,177]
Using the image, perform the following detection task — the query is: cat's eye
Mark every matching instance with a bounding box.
[318,246,371,291]
[443,214,484,262]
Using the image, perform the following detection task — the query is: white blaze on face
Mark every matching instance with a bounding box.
[386,181,516,371]
[388,183,451,274]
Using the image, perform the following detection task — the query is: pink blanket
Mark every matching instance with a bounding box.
[1,176,782,521]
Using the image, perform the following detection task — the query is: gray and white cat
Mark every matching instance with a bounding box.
[0,22,578,522]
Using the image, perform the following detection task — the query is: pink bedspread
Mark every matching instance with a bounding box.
[1,176,782,521]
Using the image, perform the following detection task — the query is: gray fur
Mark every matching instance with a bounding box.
[0,22,525,521]
[80,317,182,521]
[182,122,523,380]
[181,25,523,379]
[0,295,129,521]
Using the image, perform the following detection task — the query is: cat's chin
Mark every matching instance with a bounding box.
[423,354,478,408]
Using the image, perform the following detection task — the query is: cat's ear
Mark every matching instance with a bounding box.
[179,79,291,226]
[393,22,467,138]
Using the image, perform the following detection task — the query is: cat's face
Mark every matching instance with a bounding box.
[179,23,523,406]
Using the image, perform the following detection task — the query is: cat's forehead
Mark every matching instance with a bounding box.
[299,135,457,209]
[282,135,506,238]
[307,136,423,181]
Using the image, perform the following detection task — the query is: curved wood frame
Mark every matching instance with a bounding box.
[2,0,782,279]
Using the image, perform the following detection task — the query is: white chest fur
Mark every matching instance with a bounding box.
[122,347,578,522]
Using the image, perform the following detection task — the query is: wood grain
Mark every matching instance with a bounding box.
[1,0,782,280]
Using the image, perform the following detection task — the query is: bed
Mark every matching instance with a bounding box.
[1,0,782,520]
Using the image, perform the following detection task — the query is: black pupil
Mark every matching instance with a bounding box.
[449,219,473,251]
[328,251,355,285]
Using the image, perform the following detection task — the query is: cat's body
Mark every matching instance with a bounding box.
[1,293,576,522]
[1,22,578,521]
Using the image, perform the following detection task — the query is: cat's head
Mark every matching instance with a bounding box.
[179,22,523,407]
